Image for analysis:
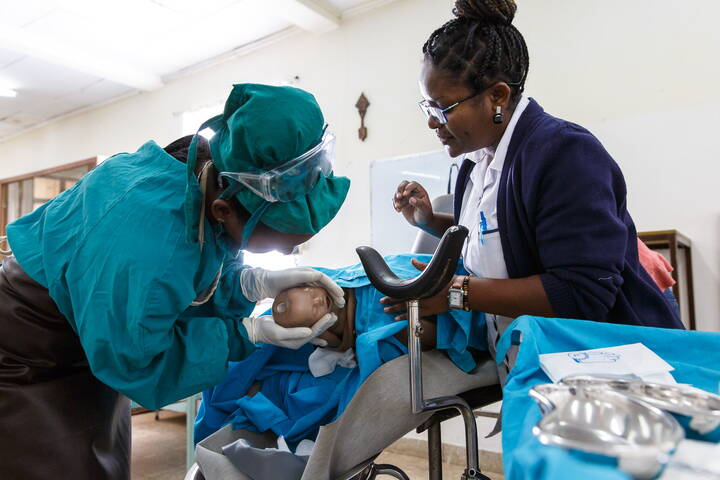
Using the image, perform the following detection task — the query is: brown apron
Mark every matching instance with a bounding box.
[0,256,130,480]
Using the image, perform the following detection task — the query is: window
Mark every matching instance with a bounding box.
[182,104,223,138]
[1,159,97,247]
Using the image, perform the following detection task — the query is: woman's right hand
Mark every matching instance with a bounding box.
[392,181,434,228]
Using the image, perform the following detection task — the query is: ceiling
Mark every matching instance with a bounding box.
[0,0,386,141]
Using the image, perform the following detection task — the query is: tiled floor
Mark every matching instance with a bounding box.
[131,411,504,480]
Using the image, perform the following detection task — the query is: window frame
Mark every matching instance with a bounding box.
[1,157,98,238]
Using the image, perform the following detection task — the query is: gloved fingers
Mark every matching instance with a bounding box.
[283,267,321,284]
[311,337,328,347]
[241,316,257,344]
[239,267,268,302]
[269,325,315,350]
[307,272,345,308]
[310,312,338,337]
[273,325,314,341]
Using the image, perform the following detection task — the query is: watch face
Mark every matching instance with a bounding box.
[449,289,463,307]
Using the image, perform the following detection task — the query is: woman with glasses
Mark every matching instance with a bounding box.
[0,83,350,479]
[385,0,683,374]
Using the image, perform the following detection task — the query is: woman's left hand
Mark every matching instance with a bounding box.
[379,258,453,320]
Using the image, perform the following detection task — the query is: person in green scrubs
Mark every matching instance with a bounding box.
[0,83,350,480]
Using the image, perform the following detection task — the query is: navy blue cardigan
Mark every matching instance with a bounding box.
[454,99,683,329]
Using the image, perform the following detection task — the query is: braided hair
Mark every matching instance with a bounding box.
[423,0,529,103]
[164,135,211,164]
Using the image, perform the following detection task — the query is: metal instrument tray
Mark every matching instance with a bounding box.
[560,375,720,433]
[530,383,684,478]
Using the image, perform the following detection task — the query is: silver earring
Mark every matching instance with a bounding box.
[493,106,504,124]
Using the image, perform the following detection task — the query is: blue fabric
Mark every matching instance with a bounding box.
[5,141,257,409]
[453,99,682,330]
[498,316,720,480]
[195,254,487,447]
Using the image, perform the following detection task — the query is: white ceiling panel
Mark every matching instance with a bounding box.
[0,48,25,69]
[0,122,20,137]
[18,80,132,122]
[0,110,46,131]
[0,56,101,100]
[329,0,377,11]
[0,0,56,28]
[46,80,133,113]
[0,0,394,142]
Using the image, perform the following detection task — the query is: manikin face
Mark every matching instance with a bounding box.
[272,286,333,328]
[272,286,343,347]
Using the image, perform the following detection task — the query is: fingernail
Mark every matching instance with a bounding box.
[384,307,390,313]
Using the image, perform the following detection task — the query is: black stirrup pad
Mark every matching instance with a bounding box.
[355,225,468,300]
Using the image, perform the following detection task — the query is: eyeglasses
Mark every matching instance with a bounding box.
[418,92,480,125]
[418,80,523,125]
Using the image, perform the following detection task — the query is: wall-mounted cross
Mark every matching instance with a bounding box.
[355,93,370,141]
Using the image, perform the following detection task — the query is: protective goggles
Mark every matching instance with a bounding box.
[219,131,336,203]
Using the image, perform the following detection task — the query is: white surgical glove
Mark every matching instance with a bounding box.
[242,312,337,350]
[240,267,346,308]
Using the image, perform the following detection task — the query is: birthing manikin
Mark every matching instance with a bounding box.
[195,255,487,448]
[272,286,355,350]
[272,286,437,351]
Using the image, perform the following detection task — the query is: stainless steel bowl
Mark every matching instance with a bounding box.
[560,375,720,433]
[530,383,684,478]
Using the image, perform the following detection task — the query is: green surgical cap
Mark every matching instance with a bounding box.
[210,83,350,238]
[210,83,349,236]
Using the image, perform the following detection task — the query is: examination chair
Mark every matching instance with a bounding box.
[186,226,502,480]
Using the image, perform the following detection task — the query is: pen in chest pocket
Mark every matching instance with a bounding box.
[478,211,499,245]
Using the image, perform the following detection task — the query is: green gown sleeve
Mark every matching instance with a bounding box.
[63,194,256,410]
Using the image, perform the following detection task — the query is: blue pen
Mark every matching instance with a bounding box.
[479,211,488,245]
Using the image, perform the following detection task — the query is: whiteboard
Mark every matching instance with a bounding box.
[370,150,458,254]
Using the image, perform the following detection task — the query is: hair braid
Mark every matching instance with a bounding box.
[423,0,529,102]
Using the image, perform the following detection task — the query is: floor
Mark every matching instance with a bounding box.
[132,411,187,480]
[131,411,504,480]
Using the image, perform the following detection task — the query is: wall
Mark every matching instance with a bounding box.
[1,0,719,451]
[517,0,720,332]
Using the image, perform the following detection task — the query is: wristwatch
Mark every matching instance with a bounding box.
[448,275,470,311]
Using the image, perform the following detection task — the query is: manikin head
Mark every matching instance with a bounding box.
[272,286,343,347]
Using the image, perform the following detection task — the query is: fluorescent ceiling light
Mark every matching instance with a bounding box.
[0,87,17,98]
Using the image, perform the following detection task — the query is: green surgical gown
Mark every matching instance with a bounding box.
[6,141,257,409]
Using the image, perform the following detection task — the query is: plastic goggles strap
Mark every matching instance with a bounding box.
[187,113,222,176]
[240,202,271,250]
[219,181,243,201]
